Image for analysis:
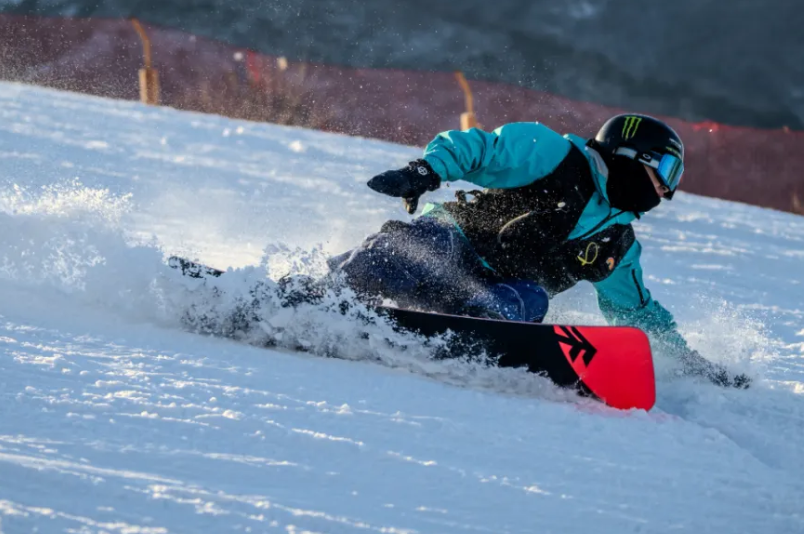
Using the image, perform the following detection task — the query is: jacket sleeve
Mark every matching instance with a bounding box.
[421,123,571,189]
[593,239,693,359]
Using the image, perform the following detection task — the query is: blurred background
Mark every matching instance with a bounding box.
[0,0,802,213]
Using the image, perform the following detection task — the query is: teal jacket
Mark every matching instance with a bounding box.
[420,122,691,357]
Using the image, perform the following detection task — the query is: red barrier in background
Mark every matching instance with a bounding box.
[0,14,802,215]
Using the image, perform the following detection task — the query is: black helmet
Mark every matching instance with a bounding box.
[593,114,685,198]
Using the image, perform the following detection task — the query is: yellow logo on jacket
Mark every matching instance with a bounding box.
[577,242,600,266]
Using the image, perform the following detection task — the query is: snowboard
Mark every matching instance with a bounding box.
[168,256,656,411]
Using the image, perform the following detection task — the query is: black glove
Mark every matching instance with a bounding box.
[680,350,751,389]
[367,159,441,214]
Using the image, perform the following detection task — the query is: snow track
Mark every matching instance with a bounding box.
[0,83,802,533]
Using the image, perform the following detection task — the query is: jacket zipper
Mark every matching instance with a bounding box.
[631,269,646,306]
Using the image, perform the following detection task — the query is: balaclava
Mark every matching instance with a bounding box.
[604,155,661,213]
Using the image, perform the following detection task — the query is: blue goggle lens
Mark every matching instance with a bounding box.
[656,154,684,191]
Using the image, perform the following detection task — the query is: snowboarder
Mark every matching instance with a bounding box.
[327,114,749,388]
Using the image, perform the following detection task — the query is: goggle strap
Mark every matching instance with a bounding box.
[614,147,659,169]
[614,146,638,159]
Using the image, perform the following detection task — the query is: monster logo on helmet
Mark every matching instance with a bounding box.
[594,113,686,199]
[621,116,643,141]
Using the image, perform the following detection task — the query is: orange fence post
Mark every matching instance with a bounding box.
[793,191,804,215]
[130,18,160,105]
[455,71,479,130]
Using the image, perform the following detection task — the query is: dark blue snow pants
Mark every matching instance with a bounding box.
[328,217,549,322]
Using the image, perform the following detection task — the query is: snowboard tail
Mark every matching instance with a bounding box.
[168,257,656,411]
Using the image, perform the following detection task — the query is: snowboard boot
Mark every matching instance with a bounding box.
[704,364,752,389]
[679,350,752,389]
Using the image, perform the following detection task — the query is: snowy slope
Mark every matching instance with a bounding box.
[0,82,802,533]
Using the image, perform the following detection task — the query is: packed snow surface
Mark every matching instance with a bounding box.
[0,83,802,533]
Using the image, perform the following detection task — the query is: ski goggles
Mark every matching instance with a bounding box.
[615,147,684,198]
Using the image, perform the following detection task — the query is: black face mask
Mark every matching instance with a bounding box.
[605,156,661,213]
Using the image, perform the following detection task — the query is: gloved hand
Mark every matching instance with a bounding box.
[367,159,441,214]
[679,349,751,389]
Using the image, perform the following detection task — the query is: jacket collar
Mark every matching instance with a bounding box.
[565,134,609,202]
